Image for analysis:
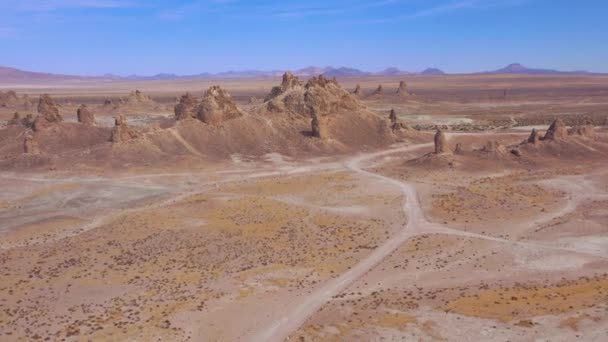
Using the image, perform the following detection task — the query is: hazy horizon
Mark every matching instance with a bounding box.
[1,0,607,76]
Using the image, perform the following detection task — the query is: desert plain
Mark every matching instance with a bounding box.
[1,74,608,341]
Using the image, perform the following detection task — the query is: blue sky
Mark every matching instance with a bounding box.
[1,0,607,75]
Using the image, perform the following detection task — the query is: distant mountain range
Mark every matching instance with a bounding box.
[481,63,597,75]
[0,63,603,83]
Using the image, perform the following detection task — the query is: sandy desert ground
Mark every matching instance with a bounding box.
[1,74,608,341]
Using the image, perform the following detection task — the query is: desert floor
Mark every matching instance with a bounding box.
[1,75,608,341]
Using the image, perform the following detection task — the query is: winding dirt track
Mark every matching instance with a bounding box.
[251,142,608,342]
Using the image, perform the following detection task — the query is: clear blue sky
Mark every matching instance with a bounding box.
[1,0,607,76]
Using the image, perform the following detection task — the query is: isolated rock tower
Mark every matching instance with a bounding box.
[434,129,451,155]
[33,94,62,131]
[77,104,95,126]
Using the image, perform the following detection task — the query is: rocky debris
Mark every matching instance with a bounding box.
[527,128,539,144]
[434,129,451,155]
[175,93,198,120]
[604,117,608,126]
[33,95,62,131]
[568,120,595,138]
[395,81,412,96]
[77,104,95,126]
[542,119,569,140]
[454,143,464,155]
[110,115,139,143]
[371,85,384,97]
[197,86,243,125]
[353,84,363,97]
[481,140,507,154]
[24,135,40,155]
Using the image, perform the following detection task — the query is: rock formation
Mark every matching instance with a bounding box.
[481,140,507,154]
[604,117,608,127]
[371,85,384,97]
[388,109,408,132]
[175,93,198,120]
[568,120,595,138]
[527,128,539,144]
[542,119,568,140]
[110,115,139,143]
[197,86,243,125]
[77,104,95,126]
[311,114,328,138]
[0,90,19,107]
[8,112,22,125]
[24,135,40,155]
[265,72,302,102]
[454,143,464,155]
[353,84,363,97]
[434,129,451,155]
[395,81,412,96]
[33,94,62,131]
[389,109,398,124]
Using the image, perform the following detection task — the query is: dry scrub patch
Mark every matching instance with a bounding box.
[445,274,608,321]
[0,173,399,341]
[428,174,565,236]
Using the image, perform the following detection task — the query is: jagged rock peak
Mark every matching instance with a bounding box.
[527,128,539,144]
[175,93,198,120]
[197,86,243,125]
[543,119,568,140]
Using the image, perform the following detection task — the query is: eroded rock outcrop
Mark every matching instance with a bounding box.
[311,114,328,139]
[0,90,19,107]
[353,84,363,97]
[265,72,302,102]
[8,112,22,125]
[77,104,95,126]
[395,81,412,96]
[175,93,198,120]
[197,86,243,125]
[454,143,464,155]
[543,119,568,140]
[24,135,40,155]
[371,85,384,97]
[481,140,507,154]
[110,115,139,143]
[33,94,62,131]
[388,108,409,132]
[527,128,539,144]
[568,120,595,138]
[434,129,451,155]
